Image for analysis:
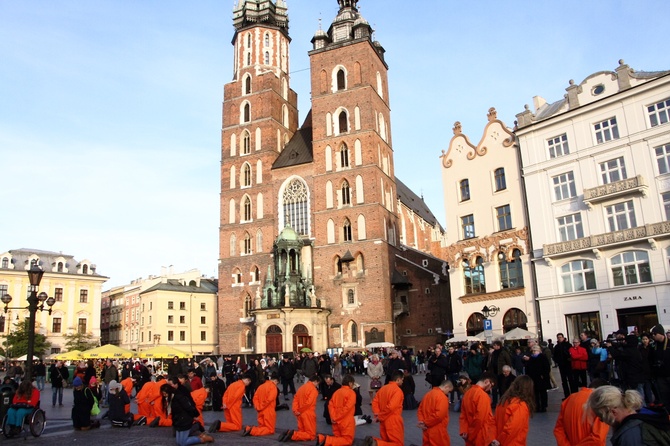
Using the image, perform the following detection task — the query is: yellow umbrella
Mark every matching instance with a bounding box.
[55,350,83,361]
[137,345,190,359]
[81,344,135,359]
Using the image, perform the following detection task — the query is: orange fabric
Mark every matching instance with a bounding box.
[323,386,356,446]
[249,380,278,436]
[219,380,246,432]
[153,400,173,427]
[290,382,318,441]
[191,387,208,427]
[371,382,404,446]
[418,387,450,446]
[121,377,134,413]
[12,387,40,407]
[494,398,529,446]
[135,381,161,420]
[554,387,609,446]
[459,385,496,446]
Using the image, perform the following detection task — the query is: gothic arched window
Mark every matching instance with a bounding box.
[242,131,251,154]
[282,178,309,236]
[243,196,252,221]
[337,69,346,90]
[341,180,351,205]
[339,111,348,133]
[340,144,350,168]
[343,219,352,242]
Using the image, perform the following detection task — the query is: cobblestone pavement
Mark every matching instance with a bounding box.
[26,369,570,445]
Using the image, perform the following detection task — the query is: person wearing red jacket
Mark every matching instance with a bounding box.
[208,373,252,433]
[366,370,405,446]
[459,371,497,446]
[569,339,588,392]
[243,373,279,436]
[6,380,40,432]
[418,379,453,446]
[316,374,357,446]
[280,374,322,442]
[492,375,535,446]
[554,380,609,446]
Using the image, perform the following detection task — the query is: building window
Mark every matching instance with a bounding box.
[79,290,88,303]
[351,322,357,343]
[180,302,186,310]
[1,258,8,269]
[552,171,577,201]
[463,256,486,294]
[243,232,252,255]
[561,260,596,293]
[558,213,584,241]
[282,178,309,235]
[264,51,269,65]
[200,303,206,311]
[243,196,252,221]
[168,301,174,310]
[168,331,174,341]
[338,111,348,133]
[242,131,251,155]
[253,266,260,282]
[503,308,528,332]
[179,315,186,324]
[594,117,620,144]
[496,205,512,231]
[341,181,351,205]
[663,193,670,220]
[243,103,250,123]
[264,33,269,47]
[600,157,627,184]
[347,289,355,304]
[57,262,63,272]
[180,331,186,341]
[336,69,346,91]
[655,143,670,174]
[611,251,651,286]
[548,133,569,158]
[78,318,87,334]
[201,331,206,341]
[340,144,349,167]
[242,163,251,187]
[168,315,174,323]
[606,200,636,231]
[461,214,475,239]
[201,316,206,324]
[466,312,485,336]
[244,76,251,95]
[494,168,506,191]
[499,249,523,289]
[54,287,63,302]
[343,219,352,242]
[52,317,62,333]
[460,179,470,201]
[648,97,670,127]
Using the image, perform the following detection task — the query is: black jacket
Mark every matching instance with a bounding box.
[108,388,130,421]
[553,340,572,369]
[171,385,199,431]
[278,360,296,381]
[50,365,69,388]
[609,344,645,387]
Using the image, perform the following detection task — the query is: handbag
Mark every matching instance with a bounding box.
[370,378,382,390]
[86,388,100,416]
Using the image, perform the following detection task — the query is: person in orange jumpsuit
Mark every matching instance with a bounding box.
[459,371,497,446]
[280,374,322,442]
[208,373,252,433]
[418,379,454,446]
[191,386,209,428]
[243,372,279,436]
[316,374,357,446]
[554,379,609,446]
[365,370,405,446]
[151,383,174,428]
[492,375,535,446]
[120,375,135,414]
[134,377,163,422]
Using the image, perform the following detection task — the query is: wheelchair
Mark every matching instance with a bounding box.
[1,403,46,438]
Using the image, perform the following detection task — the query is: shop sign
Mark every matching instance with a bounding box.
[623,295,642,302]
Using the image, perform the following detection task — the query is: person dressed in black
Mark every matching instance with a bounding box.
[72,377,99,430]
[168,356,185,380]
[385,350,406,385]
[168,376,214,444]
[321,374,341,425]
[50,360,68,407]
[208,372,226,412]
[427,346,448,388]
[278,356,296,400]
[84,359,97,386]
[107,379,133,428]
[401,369,419,410]
[525,345,551,412]
[34,360,47,391]
[607,335,645,393]
[553,333,573,399]
[223,356,236,385]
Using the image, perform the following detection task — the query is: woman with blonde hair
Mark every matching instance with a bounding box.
[587,385,670,445]
[366,354,383,400]
[491,375,535,446]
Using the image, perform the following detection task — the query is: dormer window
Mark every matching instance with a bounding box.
[1,258,8,269]
[82,264,88,274]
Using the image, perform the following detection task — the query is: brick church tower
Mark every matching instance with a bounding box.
[218,0,449,355]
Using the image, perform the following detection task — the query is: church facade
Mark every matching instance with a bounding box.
[217,0,450,355]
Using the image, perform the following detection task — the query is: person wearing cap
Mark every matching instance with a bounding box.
[108,379,134,427]
[418,378,453,446]
[366,370,405,446]
[650,323,670,408]
[72,376,97,430]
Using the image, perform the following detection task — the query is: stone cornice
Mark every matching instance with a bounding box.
[444,227,529,265]
[583,175,647,209]
[459,287,526,304]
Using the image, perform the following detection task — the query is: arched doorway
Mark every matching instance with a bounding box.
[265,325,283,353]
[466,312,485,336]
[503,308,528,332]
[292,324,311,353]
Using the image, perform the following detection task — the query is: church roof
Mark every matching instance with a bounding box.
[395,178,444,231]
[272,110,313,169]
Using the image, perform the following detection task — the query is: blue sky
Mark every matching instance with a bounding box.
[1,1,668,288]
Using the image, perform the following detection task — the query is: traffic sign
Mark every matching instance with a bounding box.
[484,319,493,331]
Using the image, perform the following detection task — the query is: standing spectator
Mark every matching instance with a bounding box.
[50,360,68,407]
[607,335,645,397]
[84,359,97,386]
[569,338,588,392]
[497,365,516,404]
[464,346,484,385]
[34,360,46,391]
[553,379,609,446]
[102,359,118,407]
[427,346,448,388]
[445,346,464,403]
[301,352,318,382]
[492,375,535,446]
[321,374,341,425]
[488,340,512,408]
[525,345,551,413]
[401,369,418,410]
[367,354,384,401]
[208,372,226,412]
[278,356,296,401]
[459,371,497,446]
[332,356,343,384]
[417,379,453,446]
[639,333,655,404]
[541,341,558,389]
[650,324,670,408]
[511,347,525,376]
[368,370,405,446]
[318,354,332,381]
[222,355,235,385]
[416,350,426,374]
[553,333,573,399]
[588,339,609,382]
[384,351,405,385]
[168,356,184,380]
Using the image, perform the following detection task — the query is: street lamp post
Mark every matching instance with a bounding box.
[1,264,56,381]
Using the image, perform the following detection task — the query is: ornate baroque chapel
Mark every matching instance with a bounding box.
[218,0,451,355]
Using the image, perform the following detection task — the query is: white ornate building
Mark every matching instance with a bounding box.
[516,61,670,340]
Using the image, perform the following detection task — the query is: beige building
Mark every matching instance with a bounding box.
[0,249,108,356]
[440,108,538,339]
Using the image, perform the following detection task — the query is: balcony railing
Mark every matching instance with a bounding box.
[583,175,647,209]
[544,221,670,257]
